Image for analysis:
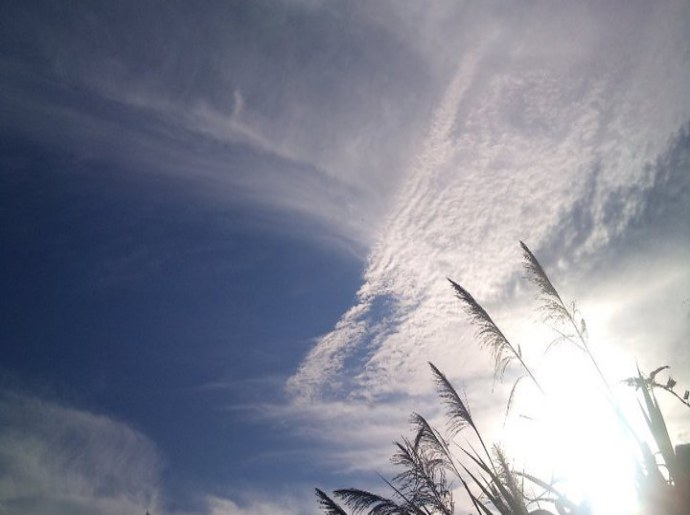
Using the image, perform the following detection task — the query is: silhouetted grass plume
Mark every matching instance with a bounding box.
[316,242,689,514]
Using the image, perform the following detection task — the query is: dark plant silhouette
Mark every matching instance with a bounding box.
[316,242,689,514]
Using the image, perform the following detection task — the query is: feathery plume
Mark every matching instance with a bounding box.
[316,488,348,515]
[334,488,406,515]
[428,362,474,436]
[447,279,543,392]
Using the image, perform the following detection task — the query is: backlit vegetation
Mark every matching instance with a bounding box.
[316,243,689,514]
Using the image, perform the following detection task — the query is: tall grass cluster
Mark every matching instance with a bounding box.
[315,243,689,515]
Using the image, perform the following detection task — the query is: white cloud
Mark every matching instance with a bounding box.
[4,2,690,259]
[1,2,443,255]
[288,0,690,403]
[284,0,690,494]
[206,493,318,515]
[0,391,336,515]
[0,392,162,515]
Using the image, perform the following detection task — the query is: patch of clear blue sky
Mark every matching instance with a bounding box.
[0,134,364,508]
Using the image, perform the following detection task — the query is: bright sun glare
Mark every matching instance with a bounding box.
[503,343,643,515]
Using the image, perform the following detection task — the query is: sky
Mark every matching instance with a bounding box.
[1,1,690,514]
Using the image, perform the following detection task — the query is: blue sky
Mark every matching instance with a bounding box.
[1,1,690,514]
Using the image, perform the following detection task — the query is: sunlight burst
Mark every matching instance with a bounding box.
[504,345,641,515]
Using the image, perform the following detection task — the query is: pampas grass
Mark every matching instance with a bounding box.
[316,243,689,514]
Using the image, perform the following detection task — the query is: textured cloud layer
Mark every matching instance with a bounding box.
[283,7,690,509]
[288,0,690,407]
